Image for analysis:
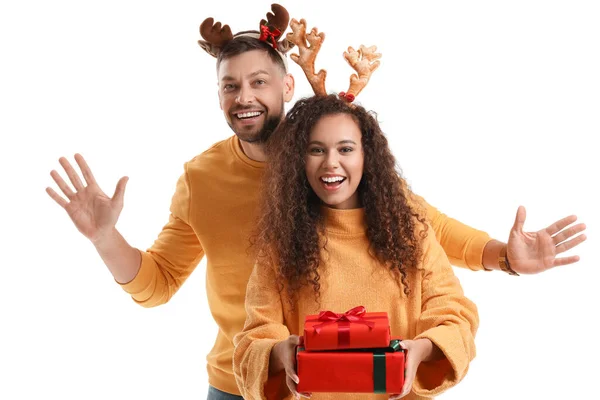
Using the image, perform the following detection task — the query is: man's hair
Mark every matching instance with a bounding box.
[216,35,287,74]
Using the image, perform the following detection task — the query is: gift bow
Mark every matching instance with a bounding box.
[312,305,375,334]
[259,24,281,49]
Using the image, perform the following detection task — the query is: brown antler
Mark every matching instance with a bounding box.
[260,3,289,40]
[199,17,233,48]
[342,45,381,100]
[286,18,327,96]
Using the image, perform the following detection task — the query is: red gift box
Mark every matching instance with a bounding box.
[296,339,405,394]
[303,306,391,351]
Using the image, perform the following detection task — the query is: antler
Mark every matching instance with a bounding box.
[260,3,289,41]
[286,18,327,96]
[341,45,382,101]
[199,17,233,48]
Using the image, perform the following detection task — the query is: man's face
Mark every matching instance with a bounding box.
[217,50,294,144]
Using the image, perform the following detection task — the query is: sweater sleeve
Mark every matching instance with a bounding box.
[409,190,491,271]
[119,163,204,307]
[412,225,479,397]
[233,261,292,400]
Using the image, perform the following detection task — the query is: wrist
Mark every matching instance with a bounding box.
[482,240,503,271]
[91,227,120,248]
[482,240,519,275]
[268,341,285,376]
[414,338,433,361]
[415,338,443,362]
[499,245,519,276]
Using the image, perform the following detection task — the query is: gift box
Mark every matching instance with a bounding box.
[296,339,405,394]
[303,306,390,351]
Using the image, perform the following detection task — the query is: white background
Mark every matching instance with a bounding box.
[1,1,599,399]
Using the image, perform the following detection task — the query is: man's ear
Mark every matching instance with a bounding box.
[283,73,295,103]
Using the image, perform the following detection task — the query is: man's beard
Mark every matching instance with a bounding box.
[229,102,284,144]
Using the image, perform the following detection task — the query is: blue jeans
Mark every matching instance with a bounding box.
[207,386,244,400]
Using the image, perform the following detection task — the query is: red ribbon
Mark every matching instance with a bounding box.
[338,92,356,103]
[259,25,281,49]
[312,305,375,343]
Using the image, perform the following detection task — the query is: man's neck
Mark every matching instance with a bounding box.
[238,139,267,162]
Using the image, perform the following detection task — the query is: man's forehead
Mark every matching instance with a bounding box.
[219,68,274,82]
[217,50,282,80]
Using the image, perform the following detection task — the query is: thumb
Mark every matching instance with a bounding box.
[512,205,526,233]
[112,176,129,204]
[286,366,299,384]
[289,335,301,346]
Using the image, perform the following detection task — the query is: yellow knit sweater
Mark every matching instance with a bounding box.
[119,136,489,395]
[233,207,479,400]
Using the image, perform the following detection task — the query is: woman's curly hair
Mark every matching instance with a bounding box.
[254,94,428,302]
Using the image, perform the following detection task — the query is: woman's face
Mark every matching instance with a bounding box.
[305,113,364,210]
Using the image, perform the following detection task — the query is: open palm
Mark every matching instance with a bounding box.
[507,206,587,274]
[46,154,128,243]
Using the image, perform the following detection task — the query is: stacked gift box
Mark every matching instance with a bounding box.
[296,306,405,394]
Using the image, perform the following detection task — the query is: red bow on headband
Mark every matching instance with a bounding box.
[338,92,356,103]
[259,24,281,49]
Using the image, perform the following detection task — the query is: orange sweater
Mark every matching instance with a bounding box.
[233,207,479,400]
[119,136,489,395]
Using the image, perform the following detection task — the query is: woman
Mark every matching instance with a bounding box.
[233,94,478,400]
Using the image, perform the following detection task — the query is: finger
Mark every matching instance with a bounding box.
[50,170,75,198]
[552,255,581,267]
[555,234,587,254]
[285,366,299,385]
[286,374,300,399]
[512,206,526,233]
[544,214,578,235]
[299,393,312,399]
[552,223,587,245]
[112,177,129,203]
[74,153,98,186]
[46,187,68,208]
[389,394,402,400]
[399,341,416,398]
[59,157,84,190]
[399,384,412,398]
[399,375,414,398]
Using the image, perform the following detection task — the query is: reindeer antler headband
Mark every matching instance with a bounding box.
[198,4,295,69]
[286,18,382,103]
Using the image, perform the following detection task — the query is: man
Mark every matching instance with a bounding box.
[46,6,586,400]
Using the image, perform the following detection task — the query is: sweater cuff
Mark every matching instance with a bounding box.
[413,326,470,396]
[240,338,289,400]
[465,234,492,271]
[117,250,157,301]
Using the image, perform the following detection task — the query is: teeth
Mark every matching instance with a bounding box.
[237,111,262,119]
[321,176,344,183]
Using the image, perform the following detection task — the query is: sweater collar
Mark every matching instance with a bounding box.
[231,136,266,169]
[321,206,367,235]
